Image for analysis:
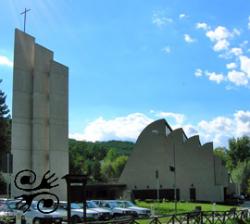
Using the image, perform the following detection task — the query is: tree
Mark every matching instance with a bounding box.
[231,161,250,194]
[0,80,10,153]
[214,147,234,170]
[112,155,128,178]
[228,136,250,168]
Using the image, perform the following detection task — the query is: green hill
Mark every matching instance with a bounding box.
[69,139,134,182]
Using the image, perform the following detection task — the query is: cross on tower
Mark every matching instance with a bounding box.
[20,8,31,33]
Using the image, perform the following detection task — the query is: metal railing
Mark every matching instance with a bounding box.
[63,209,249,224]
[147,209,249,224]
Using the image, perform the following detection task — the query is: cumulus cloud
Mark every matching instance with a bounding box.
[69,113,153,142]
[195,69,203,77]
[196,22,210,30]
[152,11,173,28]
[205,71,225,84]
[226,62,237,70]
[195,22,250,88]
[230,47,243,56]
[69,110,250,148]
[183,125,199,136]
[239,55,250,77]
[0,55,13,67]
[205,26,236,52]
[213,39,230,51]
[206,26,231,42]
[184,34,195,43]
[227,70,248,86]
[155,112,185,124]
[235,111,250,136]
[162,46,171,54]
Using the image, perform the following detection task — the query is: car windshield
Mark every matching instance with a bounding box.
[103,201,117,209]
[123,201,135,207]
[71,203,81,209]
[87,201,98,208]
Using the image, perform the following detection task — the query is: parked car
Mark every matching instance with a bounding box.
[86,201,112,220]
[117,200,151,218]
[98,200,137,218]
[0,200,17,224]
[5,199,26,224]
[226,194,245,205]
[16,201,62,224]
[58,201,100,223]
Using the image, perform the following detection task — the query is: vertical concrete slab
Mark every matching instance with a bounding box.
[49,61,68,200]
[32,44,53,182]
[11,29,35,197]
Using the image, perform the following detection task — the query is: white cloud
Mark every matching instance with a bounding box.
[69,113,153,142]
[230,47,243,56]
[213,39,229,51]
[226,62,237,69]
[239,55,250,77]
[184,34,195,43]
[248,16,250,29]
[196,22,210,30]
[183,125,199,137]
[195,68,203,77]
[206,71,225,84]
[227,70,248,86]
[0,55,13,67]
[152,12,173,28]
[206,26,231,41]
[179,13,187,19]
[162,46,171,54]
[235,111,250,136]
[205,26,238,52]
[155,112,185,124]
[69,110,250,148]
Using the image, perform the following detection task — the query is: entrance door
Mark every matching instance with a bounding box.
[190,188,196,201]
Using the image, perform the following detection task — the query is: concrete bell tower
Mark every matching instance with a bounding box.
[11,29,69,200]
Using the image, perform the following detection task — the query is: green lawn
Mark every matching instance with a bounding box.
[136,200,237,215]
[134,201,239,224]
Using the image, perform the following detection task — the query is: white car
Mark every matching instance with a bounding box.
[20,201,62,224]
[117,200,151,218]
[98,200,137,217]
[86,201,112,220]
[58,201,99,223]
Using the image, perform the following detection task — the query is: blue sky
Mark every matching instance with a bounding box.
[1,0,250,147]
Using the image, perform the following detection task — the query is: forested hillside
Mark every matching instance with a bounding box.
[69,139,134,182]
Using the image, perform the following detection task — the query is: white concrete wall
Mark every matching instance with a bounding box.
[119,119,228,202]
[11,29,35,196]
[11,29,68,200]
[49,61,68,200]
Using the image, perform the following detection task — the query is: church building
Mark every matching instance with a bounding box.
[119,119,229,202]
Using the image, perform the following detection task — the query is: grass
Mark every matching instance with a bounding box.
[134,201,239,224]
[136,200,237,215]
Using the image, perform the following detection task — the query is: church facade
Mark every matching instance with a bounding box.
[119,119,229,202]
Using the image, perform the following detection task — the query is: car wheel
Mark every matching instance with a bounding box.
[33,218,40,224]
[71,215,80,224]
